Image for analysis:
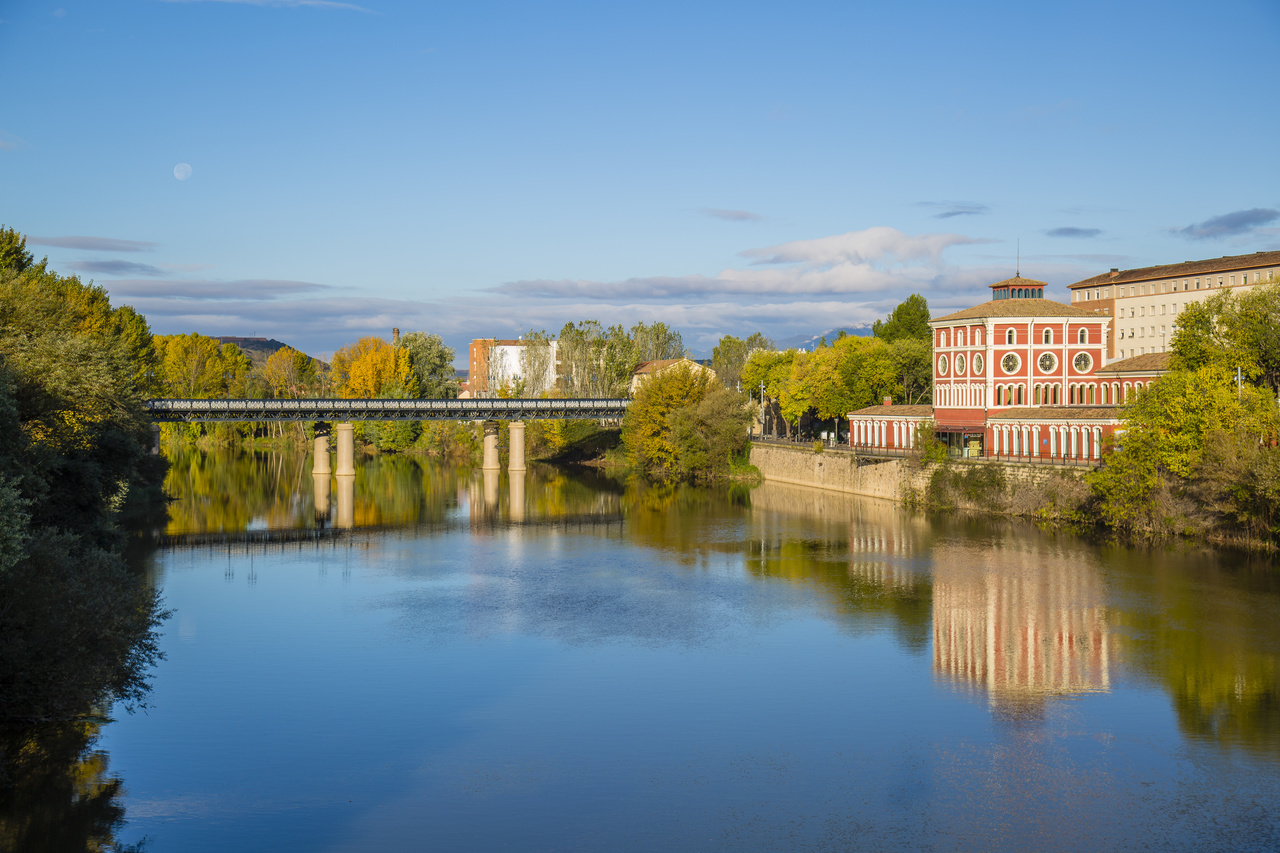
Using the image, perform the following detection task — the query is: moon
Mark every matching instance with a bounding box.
[174,163,192,181]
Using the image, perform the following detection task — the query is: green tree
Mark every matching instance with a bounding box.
[711,331,773,390]
[630,321,686,362]
[1089,365,1276,535]
[623,362,714,474]
[872,293,931,342]
[0,225,46,276]
[742,349,796,436]
[666,383,754,479]
[398,331,458,398]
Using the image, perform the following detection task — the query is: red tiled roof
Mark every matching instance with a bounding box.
[933,298,1101,322]
[1069,251,1280,290]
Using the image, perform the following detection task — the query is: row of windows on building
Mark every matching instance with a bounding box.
[945,380,1149,407]
[1077,268,1277,302]
[939,327,1097,347]
[849,418,1105,461]
[940,351,1097,379]
[994,424,1103,460]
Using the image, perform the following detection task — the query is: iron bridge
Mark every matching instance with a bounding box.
[145,397,631,423]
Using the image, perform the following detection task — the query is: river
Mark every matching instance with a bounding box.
[35,448,1280,850]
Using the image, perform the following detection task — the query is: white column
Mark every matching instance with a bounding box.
[335,423,355,476]
[313,431,331,475]
[482,421,501,471]
[508,421,526,472]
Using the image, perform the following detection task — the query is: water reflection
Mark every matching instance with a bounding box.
[931,542,1111,718]
[157,450,1280,761]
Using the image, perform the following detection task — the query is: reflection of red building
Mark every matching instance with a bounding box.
[848,275,1169,460]
[931,546,1111,703]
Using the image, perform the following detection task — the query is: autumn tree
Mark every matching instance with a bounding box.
[261,345,317,399]
[622,362,751,478]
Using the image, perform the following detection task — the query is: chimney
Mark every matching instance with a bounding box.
[392,328,400,345]
[1110,268,1119,273]
[883,396,892,407]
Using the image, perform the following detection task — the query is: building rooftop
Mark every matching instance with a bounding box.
[1069,250,1280,291]
[847,404,934,417]
[933,298,1101,323]
[989,406,1121,421]
[1098,352,1172,373]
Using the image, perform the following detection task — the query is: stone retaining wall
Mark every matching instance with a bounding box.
[749,442,1092,511]
[748,443,909,500]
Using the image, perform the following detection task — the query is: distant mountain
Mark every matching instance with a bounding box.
[215,336,292,368]
[772,325,874,351]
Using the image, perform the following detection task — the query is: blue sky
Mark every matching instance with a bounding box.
[2,0,1278,360]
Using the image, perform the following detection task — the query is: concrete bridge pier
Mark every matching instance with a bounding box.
[313,425,331,476]
[314,473,331,522]
[482,420,501,471]
[508,421,526,472]
[509,470,525,522]
[335,423,355,476]
[482,467,499,511]
[335,472,354,529]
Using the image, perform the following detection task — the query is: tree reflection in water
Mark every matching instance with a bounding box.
[746,481,1280,757]
[0,531,165,852]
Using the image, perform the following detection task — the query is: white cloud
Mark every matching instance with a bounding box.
[95,225,1099,361]
[741,226,984,266]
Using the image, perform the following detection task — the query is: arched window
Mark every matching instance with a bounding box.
[1078,328,1088,344]
[958,329,966,346]
[1093,428,1101,459]
[1088,384,1095,404]
[940,330,948,347]
[975,330,983,345]
[1016,384,1024,405]
[1006,329,1016,345]
[1113,382,1120,403]
[1081,428,1089,458]
[1043,329,1052,345]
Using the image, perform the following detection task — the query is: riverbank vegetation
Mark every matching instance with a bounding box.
[0,228,166,849]
[1089,285,1280,545]
[621,362,755,481]
[743,295,933,439]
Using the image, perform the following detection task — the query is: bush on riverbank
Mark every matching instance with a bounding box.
[622,363,755,481]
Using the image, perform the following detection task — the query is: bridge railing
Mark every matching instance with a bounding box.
[145,397,632,423]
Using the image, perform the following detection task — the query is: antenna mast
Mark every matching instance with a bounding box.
[1016,239,1020,277]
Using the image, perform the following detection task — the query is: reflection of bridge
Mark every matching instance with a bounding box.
[145,397,631,475]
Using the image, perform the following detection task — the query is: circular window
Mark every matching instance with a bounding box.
[954,353,966,375]
[937,355,949,376]
[972,353,984,375]
[1073,352,1092,373]
[1038,352,1057,372]
[1001,353,1020,374]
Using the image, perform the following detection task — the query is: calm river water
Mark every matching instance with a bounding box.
[94,449,1280,849]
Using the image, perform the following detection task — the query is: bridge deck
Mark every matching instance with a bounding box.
[145,397,630,422]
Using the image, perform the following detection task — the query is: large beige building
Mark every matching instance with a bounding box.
[1068,250,1280,361]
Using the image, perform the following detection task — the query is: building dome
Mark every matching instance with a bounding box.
[989,275,1047,300]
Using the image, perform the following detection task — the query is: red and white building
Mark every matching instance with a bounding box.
[848,275,1169,462]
